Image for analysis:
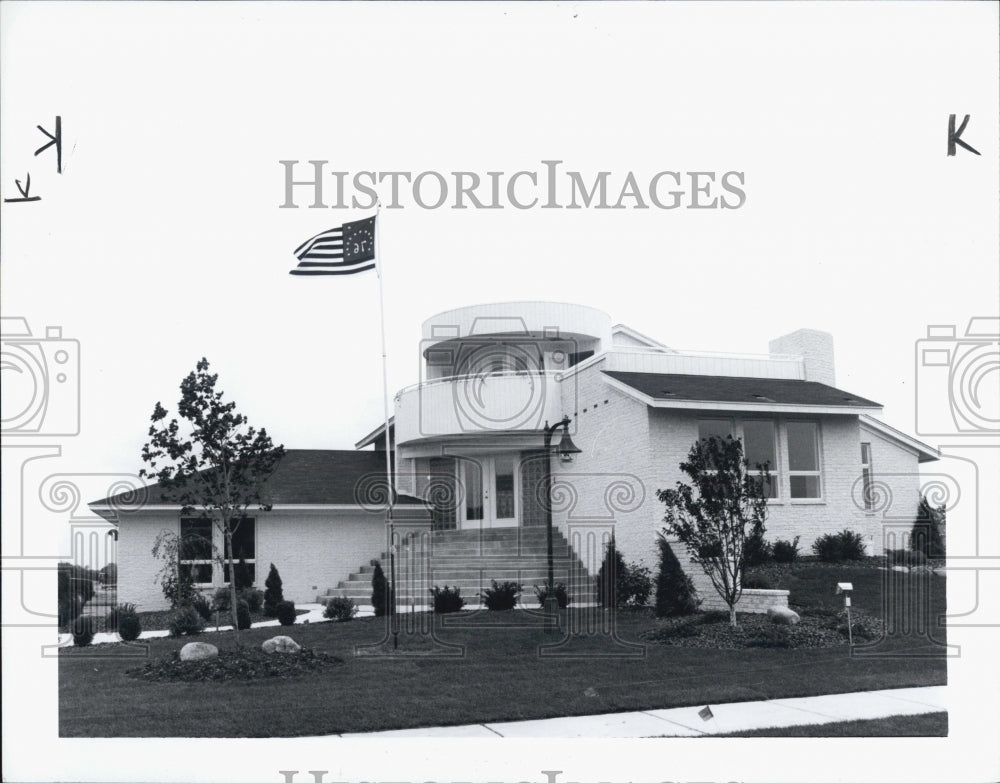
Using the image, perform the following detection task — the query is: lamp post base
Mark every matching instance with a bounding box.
[543,596,560,633]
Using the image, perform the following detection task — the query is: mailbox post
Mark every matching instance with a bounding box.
[836,582,854,646]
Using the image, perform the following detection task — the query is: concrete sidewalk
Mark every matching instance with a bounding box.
[338,686,946,738]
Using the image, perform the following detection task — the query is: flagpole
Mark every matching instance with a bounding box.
[375,202,393,517]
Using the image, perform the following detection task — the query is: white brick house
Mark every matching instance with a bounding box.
[92,301,938,611]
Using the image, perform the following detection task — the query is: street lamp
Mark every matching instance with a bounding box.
[543,416,581,628]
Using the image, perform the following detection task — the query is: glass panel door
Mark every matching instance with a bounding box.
[492,454,517,527]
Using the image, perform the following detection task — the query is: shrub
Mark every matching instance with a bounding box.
[276,600,297,626]
[430,585,466,614]
[598,537,654,608]
[812,529,867,562]
[239,587,264,614]
[885,548,927,568]
[371,561,393,617]
[481,580,520,611]
[263,563,284,616]
[211,587,232,613]
[324,596,357,621]
[190,594,213,621]
[745,624,792,648]
[72,616,95,647]
[105,602,138,631]
[118,612,142,642]
[59,595,84,627]
[236,599,252,630]
[654,536,699,617]
[742,575,774,590]
[743,532,773,568]
[772,536,801,564]
[168,606,204,636]
[533,583,569,609]
[912,495,946,559]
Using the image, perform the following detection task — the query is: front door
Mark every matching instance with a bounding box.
[460,455,518,529]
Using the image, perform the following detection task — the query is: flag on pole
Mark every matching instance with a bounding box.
[289,216,376,276]
[698,705,714,721]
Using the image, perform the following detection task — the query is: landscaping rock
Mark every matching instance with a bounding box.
[892,565,910,573]
[179,642,218,661]
[933,567,947,578]
[767,606,800,626]
[910,565,935,576]
[262,635,301,654]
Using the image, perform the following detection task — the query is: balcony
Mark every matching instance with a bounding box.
[394,371,565,443]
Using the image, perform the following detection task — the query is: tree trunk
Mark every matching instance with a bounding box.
[226,525,240,646]
[729,603,737,628]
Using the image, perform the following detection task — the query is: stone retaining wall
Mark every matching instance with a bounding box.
[698,588,790,614]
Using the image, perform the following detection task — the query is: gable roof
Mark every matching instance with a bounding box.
[603,371,881,412]
[89,449,426,512]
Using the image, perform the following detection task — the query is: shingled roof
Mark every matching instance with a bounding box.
[603,372,881,409]
[89,449,426,509]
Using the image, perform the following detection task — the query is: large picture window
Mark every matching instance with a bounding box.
[179,518,213,585]
[742,420,778,499]
[787,421,822,499]
[222,517,256,585]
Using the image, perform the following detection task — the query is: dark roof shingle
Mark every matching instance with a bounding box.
[603,372,881,408]
[91,450,426,508]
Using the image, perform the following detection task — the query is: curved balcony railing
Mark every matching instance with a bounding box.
[394,371,565,443]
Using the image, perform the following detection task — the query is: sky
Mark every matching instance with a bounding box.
[2,4,999,782]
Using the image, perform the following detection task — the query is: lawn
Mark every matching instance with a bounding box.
[60,563,948,737]
[715,711,948,737]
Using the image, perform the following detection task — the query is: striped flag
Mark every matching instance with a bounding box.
[289,216,376,276]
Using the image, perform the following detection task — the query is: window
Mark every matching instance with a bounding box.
[222,517,256,584]
[743,420,778,499]
[787,422,822,499]
[179,518,213,584]
[861,442,874,511]
[698,418,733,444]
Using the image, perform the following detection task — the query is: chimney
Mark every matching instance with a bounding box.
[769,329,836,386]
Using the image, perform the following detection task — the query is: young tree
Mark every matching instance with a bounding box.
[656,435,771,628]
[912,494,946,559]
[140,358,284,644]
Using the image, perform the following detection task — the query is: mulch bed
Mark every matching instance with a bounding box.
[126,647,344,683]
[640,608,883,649]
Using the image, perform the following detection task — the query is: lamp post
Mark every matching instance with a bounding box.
[543,415,581,629]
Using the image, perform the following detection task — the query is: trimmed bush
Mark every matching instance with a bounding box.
[72,616,95,647]
[236,599,252,630]
[481,580,520,611]
[168,606,204,636]
[263,563,284,617]
[371,561,393,617]
[743,532,773,568]
[190,594,213,621]
[239,587,264,614]
[912,496,946,559]
[812,529,867,562]
[772,536,801,564]
[211,587,232,613]
[59,595,83,627]
[118,611,142,642]
[105,602,138,632]
[233,555,253,591]
[430,585,466,614]
[324,596,357,621]
[654,536,699,617]
[533,583,569,609]
[598,536,653,608]
[276,600,297,626]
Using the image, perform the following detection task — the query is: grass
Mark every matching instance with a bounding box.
[715,711,947,737]
[60,564,947,737]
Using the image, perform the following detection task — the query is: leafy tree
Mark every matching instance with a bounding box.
[140,358,284,644]
[656,435,771,628]
[912,494,946,559]
[263,563,284,617]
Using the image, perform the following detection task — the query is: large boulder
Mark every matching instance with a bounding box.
[179,641,218,661]
[933,567,947,578]
[892,565,910,573]
[767,606,800,626]
[262,635,301,654]
[910,565,935,577]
